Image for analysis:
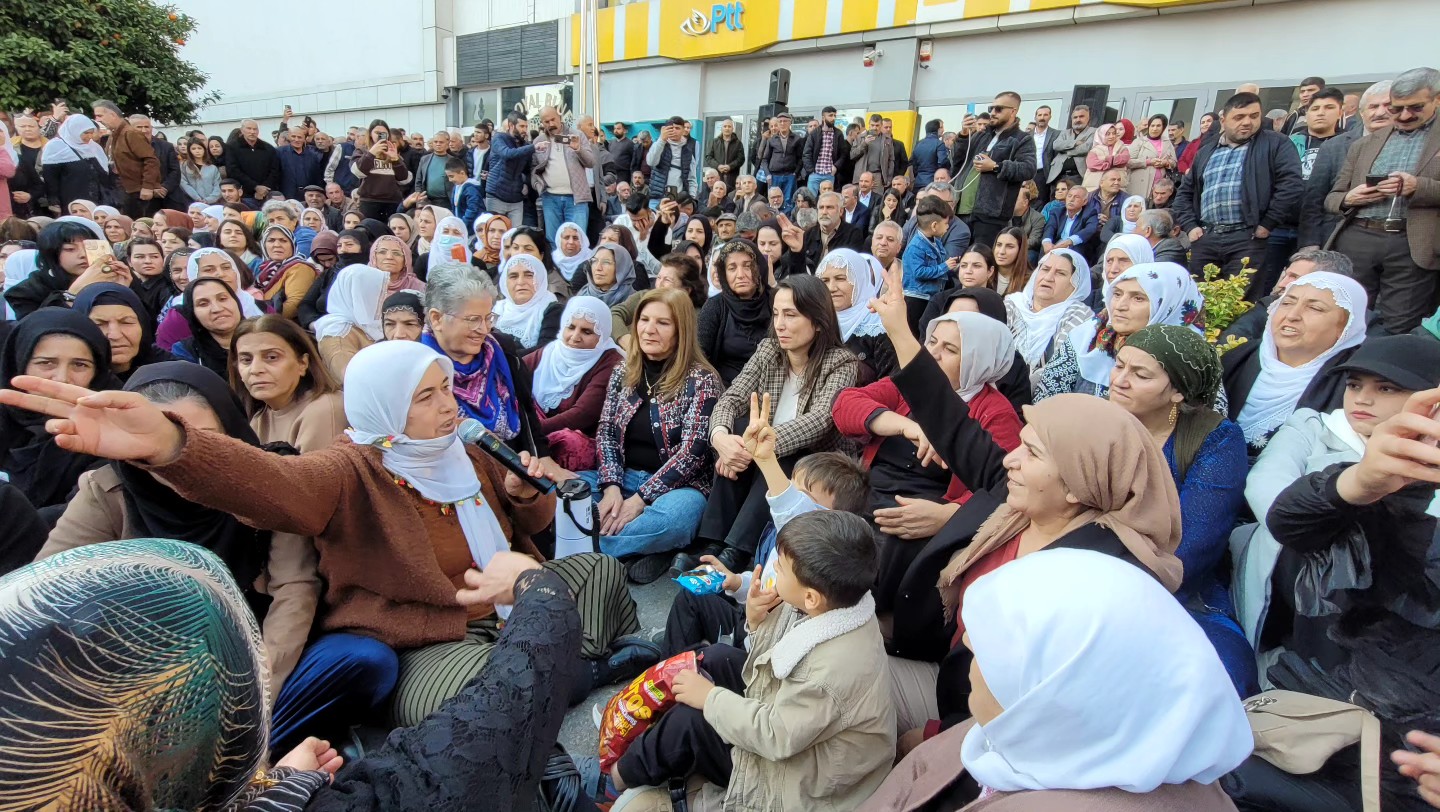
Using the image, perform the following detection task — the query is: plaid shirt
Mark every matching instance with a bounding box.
[710,338,859,458]
[1361,117,1435,220]
[816,129,837,175]
[1199,140,1250,227]
[597,362,721,503]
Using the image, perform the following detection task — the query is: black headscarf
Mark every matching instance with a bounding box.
[920,285,1007,336]
[175,277,240,377]
[190,230,217,249]
[383,290,425,325]
[0,308,121,509]
[114,362,273,621]
[337,228,372,269]
[714,237,771,329]
[358,218,392,242]
[127,264,179,325]
[72,282,173,382]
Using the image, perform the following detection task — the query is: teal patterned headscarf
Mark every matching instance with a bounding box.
[0,539,270,811]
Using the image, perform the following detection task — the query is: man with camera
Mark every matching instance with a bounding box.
[530,106,596,245]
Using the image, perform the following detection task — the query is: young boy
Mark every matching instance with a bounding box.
[444,157,483,233]
[612,510,893,811]
[900,195,959,328]
[661,393,870,656]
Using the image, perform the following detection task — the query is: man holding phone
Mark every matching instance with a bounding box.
[646,115,699,205]
[530,106,595,245]
[1327,66,1440,335]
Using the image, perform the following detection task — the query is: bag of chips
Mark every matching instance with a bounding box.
[598,650,701,771]
[675,565,727,596]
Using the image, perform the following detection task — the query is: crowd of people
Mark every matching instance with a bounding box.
[1,65,1439,812]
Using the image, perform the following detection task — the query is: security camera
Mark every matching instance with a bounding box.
[442,90,451,100]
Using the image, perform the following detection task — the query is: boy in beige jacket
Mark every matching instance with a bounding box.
[610,508,895,812]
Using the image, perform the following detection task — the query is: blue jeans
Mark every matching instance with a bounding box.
[574,469,707,558]
[270,632,399,755]
[769,173,796,211]
[542,192,589,246]
[806,173,835,196]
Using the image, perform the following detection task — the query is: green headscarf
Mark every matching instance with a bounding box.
[1124,324,1225,480]
[0,539,270,811]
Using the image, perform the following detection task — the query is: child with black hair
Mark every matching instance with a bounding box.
[661,392,870,656]
[608,510,894,812]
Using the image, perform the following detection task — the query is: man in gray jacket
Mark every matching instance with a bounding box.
[1048,105,1096,188]
[531,106,596,244]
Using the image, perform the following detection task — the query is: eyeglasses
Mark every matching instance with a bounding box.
[445,312,498,330]
[1387,102,1430,116]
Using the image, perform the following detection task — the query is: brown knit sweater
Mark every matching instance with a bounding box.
[148,419,555,650]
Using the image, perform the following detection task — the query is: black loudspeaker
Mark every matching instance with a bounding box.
[1069,85,1110,122]
[758,102,789,122]
[769,69,791,106]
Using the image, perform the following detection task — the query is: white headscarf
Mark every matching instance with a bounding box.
[471,212,493,251]
[0,122,16,166]
[343,341,514,616]
[1069,262,1202,388]
[961,548,1253,794]
[531,296,620,412]
[176,247,264,317]
[493,254,559,348]
[551,222,594,285]
[926,311,1016,401]
[2,249,40,290]
[819,249,885,342]
[93,205,120,221]
[313,264,388,341]
[1120,195,1146,233]
[40,114,108,168]
[1101,233,1156,291]
[68,199,97,218]
[301,208,326,230]
[427,216,472,276]
[1005,248,1092,368]
[1236,271,1369,444]
[418,205,453,254]
[54,215,106,240]
[201,205,225,228]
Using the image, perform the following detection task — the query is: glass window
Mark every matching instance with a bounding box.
[460,89,500,128]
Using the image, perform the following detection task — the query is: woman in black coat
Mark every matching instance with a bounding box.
[39,114,111,216]
[696,239,771,385]
[919,286,1033,415]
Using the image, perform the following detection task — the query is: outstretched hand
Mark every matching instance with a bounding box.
[0,376,184,464]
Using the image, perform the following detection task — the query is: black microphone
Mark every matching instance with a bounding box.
[457,418,555,494]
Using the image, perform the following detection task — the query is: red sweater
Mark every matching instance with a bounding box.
[521,347,624,436]
[833,377,1023,505]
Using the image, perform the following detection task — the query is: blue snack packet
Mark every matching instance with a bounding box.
[676,566,726,596]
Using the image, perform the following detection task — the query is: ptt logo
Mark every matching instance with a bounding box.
[680,2,744,35]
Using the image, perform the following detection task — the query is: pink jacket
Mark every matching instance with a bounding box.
[0,144,16,220]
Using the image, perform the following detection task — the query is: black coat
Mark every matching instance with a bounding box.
[797,221,866,274]
[42,155,108,215]
[1173,129,1304,233]
[1221,338,1355,454]
[151,138,185,209]
[949,123,1037,221]
[224,135,281,197]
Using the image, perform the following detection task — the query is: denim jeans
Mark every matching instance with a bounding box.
[769,173,797,211]
[806,173,835,196]
[574,469,707,558]
[542,191,589,246]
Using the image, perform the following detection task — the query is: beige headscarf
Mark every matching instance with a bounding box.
[938,393,1183,617]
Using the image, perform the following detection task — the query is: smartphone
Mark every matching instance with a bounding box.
[666,186,679,196]
[83,239,114,267]
[1366,173,1389,187]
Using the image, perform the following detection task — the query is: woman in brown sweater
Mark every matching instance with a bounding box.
[4,339,642,735]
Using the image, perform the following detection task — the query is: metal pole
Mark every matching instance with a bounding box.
[589,0,601,123]
[576,0,588,121]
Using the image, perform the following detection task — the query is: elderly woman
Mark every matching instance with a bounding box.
[1002,248,1094,387]
[1035,262,1202,400]
[551,221,594,293]
[1222,271,1368,457]
[74,282,173,383]
[695,274,858,574]
[864,550,1252,812]
[382,290,426,341]
[697,238,772,385]
[372,232,425,294]
[314,264,389,380]
[1082,123,1130,192]
[0,339,645,732]
[578,241,638,308]
[919,286,1033,415]
[421,263,545,455]
[521,295,625,471]
[1098,195,1147,245]
[816,248,897,385]
[254,225,316,320]
[564,289,722,582]
[426,215,472,279]
[1107,324,1255,695]
[1088,232,1155,310]
[493,254,562,354]
[834,311,1023,616]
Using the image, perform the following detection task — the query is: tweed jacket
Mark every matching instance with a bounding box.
[710,338,859,458]
[1325,120,1440,270]
[596,361,722,502]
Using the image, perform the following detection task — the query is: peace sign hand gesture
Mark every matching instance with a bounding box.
[741,392,777,462]
[869,258,909,335]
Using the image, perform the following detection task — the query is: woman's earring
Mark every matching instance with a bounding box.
[1167,403,1179,427]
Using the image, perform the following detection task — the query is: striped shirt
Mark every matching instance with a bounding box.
[1361,117,1434,220]
[1200,140,1250,227]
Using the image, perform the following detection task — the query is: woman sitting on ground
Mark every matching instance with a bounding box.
[171,277,245,378]
[254,225,316,320]
[493,254,562,354]
[1098,194,1147,245]
[472,212,510,278]
[562,288,722,583]
[1003,249,1094,388]
[234,315,347,455]
[0,308,120,512]
[863,549,1252,812]
[314,264,388,381]
[155,248,264,350]
[414,203,450,258]
[1087,232,1155,311]
[991,226,1033,296]
[954,244,1000,292]
[521,295,625,471]
[695,274,858,574]
[297,228,371,329]
[382,290,425,341]
[835,310,1023,618]
[0,339,646,733]
[3,217,106,319]
[920,286,1032,414]
[505,224,573,298]
[37,361,326,747]
[698,239,772,386]
[578,241,638,308]
[1223,271,1368,458]
[612,249,708,343]
[73,282,173,384]
[1036,262,1202,400]
[372,232,425,295]
[1106,324,1255,696]
[552,221,594,294]
[815,248,897,385]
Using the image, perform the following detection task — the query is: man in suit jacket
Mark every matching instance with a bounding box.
[1324,66,1440,334]
[128,115,185,211]
[841,183,869,230]
[1029,105,1061,203]
[731,174,763,216]
[1048,106,1096,187]
[794,191,866,273]
[1042,185,1101,264]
